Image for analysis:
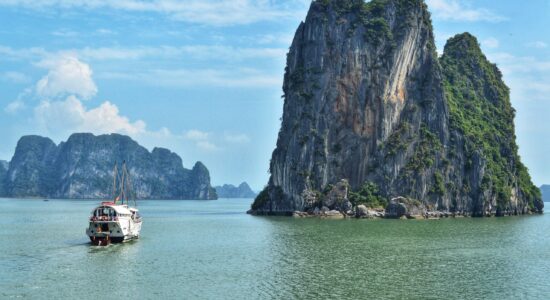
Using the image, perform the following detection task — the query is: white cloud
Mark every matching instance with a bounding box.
[74,45,286,62]
[146,126,173,139]
[99,68,281,88]
[51,29,78,37]
[426,0,506,22]
[35,56,97,100]
[196,140,219,151]
[0,0,309,26]
[4,100,26,114]
[183,130,250,150]
[224,132,250,144]
[485,51,550,103]
[184,129,210,141]
[252,33,294,45]
[183,129,220,151]
[1,46,240,160]
[482,37,499,49]
[0,45,286,88]
[143,68,280,88]
[8,53,148,138]
[95,28,115,35]
[1,71,31,83]
[0,45,47,61]
[527,41,548,49]
[34,96,146,136]
[489,52,550,74]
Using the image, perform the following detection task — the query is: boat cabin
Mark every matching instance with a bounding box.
[90,203,133,222]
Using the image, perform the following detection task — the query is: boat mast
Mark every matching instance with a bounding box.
[124,162,137,208]
[120,161,126,205]
[112,162,118,203]
[110,161,135,206]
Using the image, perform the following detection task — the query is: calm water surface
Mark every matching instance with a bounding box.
[0,198,549,299]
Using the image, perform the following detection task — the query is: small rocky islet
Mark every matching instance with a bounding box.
[540,185,550,202]
[249,0,543,218]
[215,182,257,198]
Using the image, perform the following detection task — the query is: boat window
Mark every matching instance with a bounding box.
[94,207,117,217]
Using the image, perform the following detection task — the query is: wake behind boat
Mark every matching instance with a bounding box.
[86,161,142,246]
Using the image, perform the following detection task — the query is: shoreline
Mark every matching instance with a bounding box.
[0,197,220,201]
[248,194,544,219]
[247,208,544,219]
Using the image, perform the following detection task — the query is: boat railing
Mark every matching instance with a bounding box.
[90,216,119,222]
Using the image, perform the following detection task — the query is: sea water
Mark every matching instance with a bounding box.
[1,198,549,299]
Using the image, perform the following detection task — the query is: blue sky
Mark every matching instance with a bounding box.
[0,0,549,190]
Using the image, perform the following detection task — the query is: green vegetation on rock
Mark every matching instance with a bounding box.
[441,33,542,211]
[252,186,284,211]
[405,124,441,172]
[349,182,387,208]
[431,172,446,196]
[251,188,269,210]
[317,0,427,46]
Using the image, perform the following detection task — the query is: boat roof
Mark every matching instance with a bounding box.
[93,202,137,214]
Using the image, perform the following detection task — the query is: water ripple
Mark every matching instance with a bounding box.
[0,199,549,299]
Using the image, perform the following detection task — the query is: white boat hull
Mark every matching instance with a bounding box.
[86,205,142,245]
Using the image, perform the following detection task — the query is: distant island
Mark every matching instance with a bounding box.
[0,133,217,200]
[249,0,542,218]
[215,182,257,198]
[541,185,550,202]
[0,160,8,196]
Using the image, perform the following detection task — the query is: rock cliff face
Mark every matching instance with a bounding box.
[440,33,542,215]
[1,133,217,200]
[251,0,542,216]
[215,182,257,198]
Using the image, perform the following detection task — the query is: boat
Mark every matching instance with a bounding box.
[86,161,142,246]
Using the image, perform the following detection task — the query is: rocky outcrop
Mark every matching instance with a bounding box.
[215,182,257,198]
[250,0,542,216]
[2,133,217,200]
[385,197,426,219]
[355,205,384,218]
[322,179,352,211]
[187,162,218,200]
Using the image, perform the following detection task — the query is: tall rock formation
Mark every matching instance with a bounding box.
[2,133,217,200]
[251,0,542,216]
[5,136,58,197]
[440,33,542,215]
